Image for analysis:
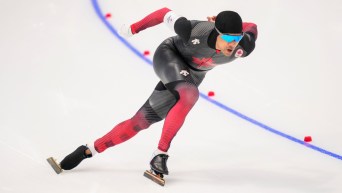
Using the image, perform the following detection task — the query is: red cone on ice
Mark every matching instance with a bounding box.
[105,13,111,19]
[208,91,215,97]
[304,136,312,142]
[143,50,150,56]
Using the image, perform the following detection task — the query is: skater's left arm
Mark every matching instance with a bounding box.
[120,7,191,41]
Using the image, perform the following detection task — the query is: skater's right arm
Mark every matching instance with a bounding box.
[120,7,192,41]
[129,7,171,35]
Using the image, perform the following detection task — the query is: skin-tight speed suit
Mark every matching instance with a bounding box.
[93,8,258,153]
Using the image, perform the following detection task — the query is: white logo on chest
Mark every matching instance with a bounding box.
[191,38,200,45]
[180,70,189,76]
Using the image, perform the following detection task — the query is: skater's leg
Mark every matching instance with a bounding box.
[94,102,159,153]
[54,82,174,172]
[94,82,176,153]
[149,81,199,175]
[157,81,199,152]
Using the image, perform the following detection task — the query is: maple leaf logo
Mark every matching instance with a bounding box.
[235,49,244,57]
[192,57,216,68]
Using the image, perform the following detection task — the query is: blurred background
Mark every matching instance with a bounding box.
[0,0,341,192]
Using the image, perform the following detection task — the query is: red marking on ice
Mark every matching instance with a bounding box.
[208,91,215,97]
[304,136,312,142]
[143,50,150,56]
[105,13,111,19]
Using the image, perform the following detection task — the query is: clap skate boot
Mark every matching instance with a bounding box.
[144,154,169,186]
[47,145,92,174]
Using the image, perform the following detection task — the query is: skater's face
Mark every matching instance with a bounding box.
[215,33,242,56]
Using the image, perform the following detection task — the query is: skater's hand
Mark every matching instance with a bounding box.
[207,16,216,22]
[118,24,134,38]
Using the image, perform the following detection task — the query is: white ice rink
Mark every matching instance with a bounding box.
[1,0,342,192]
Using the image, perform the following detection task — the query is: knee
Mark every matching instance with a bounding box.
[176,83,199,106]
[131,102,163,131]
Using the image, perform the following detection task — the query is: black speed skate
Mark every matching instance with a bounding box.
[143,154,169,186]
[47,145,92,174]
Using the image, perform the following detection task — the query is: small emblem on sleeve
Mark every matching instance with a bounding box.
[235,49,244,57]
[167,16,173,23]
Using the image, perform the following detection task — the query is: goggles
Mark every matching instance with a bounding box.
[215,26,244,43]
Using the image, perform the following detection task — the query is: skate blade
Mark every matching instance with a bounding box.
[143,170,165,186]
[47,157,63,174]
